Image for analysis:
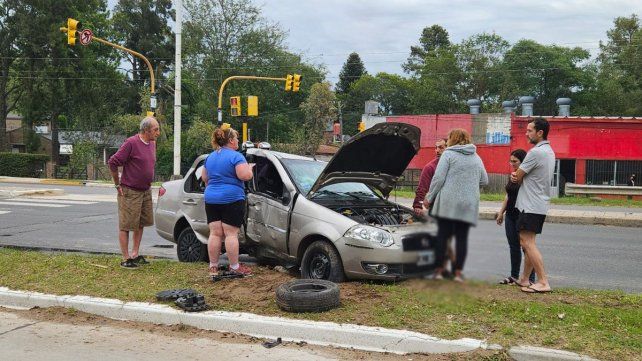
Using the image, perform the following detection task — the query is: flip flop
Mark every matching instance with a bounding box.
[514,280,532,287]
[521,285,552,293]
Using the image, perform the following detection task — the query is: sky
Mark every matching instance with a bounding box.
[256,0,642,81]
[106,0,642,83]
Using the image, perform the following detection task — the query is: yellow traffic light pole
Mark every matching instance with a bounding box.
[216,75,301,142]
[61,22,156,116]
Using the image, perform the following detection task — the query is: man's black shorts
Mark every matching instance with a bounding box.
[205,200,245,228]
[517,211,546,234]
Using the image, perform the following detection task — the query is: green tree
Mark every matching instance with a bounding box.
[298,82,337,156]
[336,52,367,94]
[455,33,510,109]
[182,0,325,144]
[348,73,413,116]
[0,0,24,151]
[498,40,591,115]
[111,0,175,115]
[403,25,451,75]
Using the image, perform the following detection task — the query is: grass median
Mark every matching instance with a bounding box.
[0,248,639,360]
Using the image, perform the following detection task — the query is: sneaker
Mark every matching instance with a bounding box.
[132,255,149,265]
[433,272,443,280]
[208,266,219,277]
[230,263,252,276]
[120,259,138,269]
[454,275,465,283]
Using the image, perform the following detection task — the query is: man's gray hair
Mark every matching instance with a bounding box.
[139,116,157,132]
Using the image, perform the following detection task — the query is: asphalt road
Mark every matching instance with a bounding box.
[1,183,641,293]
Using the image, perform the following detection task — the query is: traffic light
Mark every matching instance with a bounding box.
[285,74,293,91]
[230,96,241,116]
[358,121,366,132]
[247,96,258,117]
[292,74,302,92]
[66,18,81,45]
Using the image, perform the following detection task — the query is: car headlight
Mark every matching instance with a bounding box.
[344,225,394,247]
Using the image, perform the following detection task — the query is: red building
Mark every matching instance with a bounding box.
[386,113,642,194]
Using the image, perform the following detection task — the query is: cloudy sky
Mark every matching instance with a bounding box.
[255,0,641,81]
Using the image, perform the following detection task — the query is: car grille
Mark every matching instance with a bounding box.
[401,232,436,251]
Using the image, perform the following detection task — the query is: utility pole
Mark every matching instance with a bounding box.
[338,100,344,145]
[172,0,182,179]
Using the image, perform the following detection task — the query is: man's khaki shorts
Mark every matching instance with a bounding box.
[117,186,154,231]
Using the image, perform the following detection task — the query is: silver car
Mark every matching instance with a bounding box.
[155,122,437,282]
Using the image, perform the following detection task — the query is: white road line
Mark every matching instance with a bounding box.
[7,198,97,205]
[0,210,10,215]
[0,201,69,208]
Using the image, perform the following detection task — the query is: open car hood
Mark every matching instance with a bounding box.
[309,122,421,198]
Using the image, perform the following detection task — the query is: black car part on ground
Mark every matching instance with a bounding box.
[175,293,209,312]
[262,337,282,349]
[155,288,199,301]
[275,279,340,313]
[211,269,246,282]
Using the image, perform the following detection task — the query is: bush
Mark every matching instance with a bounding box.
[0,152,50,177]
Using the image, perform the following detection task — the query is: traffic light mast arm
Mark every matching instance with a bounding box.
[92,35,155,94]
[216,75,285,124]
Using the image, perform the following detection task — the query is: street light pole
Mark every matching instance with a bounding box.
[172,0,183,179]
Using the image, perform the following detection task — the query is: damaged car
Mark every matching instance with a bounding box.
[155,122,437,282]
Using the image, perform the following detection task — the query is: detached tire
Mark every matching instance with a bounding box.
[300,240,346,282]
[275,279,340,313]
[177,227,208,262]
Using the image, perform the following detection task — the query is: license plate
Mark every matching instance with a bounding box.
[417,250,435,266]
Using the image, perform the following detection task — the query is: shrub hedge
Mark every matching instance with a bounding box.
[0,152,50,177]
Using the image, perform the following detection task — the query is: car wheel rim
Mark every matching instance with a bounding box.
[309,253,330,279]
[179,231,202,261]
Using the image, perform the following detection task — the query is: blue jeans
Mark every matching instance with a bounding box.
[505,214,536,282]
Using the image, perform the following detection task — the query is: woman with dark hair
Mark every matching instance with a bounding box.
[202,126,254,277]
[496,149,535,285]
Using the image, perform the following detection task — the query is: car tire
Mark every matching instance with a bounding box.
[275,279,340,313]
[177,227,209,262]
[300,240,346,282]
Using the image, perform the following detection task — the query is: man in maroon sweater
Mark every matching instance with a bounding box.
[413,138,455,276]
[413,138,446,215]
[108,116,160,269]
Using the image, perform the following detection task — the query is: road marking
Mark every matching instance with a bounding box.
[0,210,10,215]
[0,201,69,208]
[7,198,97,205]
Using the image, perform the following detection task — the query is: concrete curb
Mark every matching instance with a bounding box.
[478,207,642,228]
[0,287,603,360]
[508,346,600,361]
[0,188,64,198]
[0,287,498,355]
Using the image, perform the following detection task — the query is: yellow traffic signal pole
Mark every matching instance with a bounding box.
[216,75,287,143]
[60,25,156,116]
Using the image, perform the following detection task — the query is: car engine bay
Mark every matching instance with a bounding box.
[330,205,420,226]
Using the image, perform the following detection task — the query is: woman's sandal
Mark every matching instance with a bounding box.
[499,276,516,285]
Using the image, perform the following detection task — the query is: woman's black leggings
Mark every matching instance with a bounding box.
[505,214,536,282]
[436,218,471,271]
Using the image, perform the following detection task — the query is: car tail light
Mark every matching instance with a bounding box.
[158,186,166,197]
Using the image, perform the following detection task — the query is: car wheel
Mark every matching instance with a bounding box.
[275,279,340,313]
[300,240,345,282]
[177,227,208,262]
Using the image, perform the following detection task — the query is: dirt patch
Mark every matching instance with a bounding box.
[1,306,508,360]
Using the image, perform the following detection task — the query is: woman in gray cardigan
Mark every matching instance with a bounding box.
[426,129,488,282]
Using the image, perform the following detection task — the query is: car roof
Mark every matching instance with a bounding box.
[247,148,322,162]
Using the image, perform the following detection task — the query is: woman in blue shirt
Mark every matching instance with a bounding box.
[202,126,254,277]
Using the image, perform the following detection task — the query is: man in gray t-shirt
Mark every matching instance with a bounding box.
[510,118,555,293]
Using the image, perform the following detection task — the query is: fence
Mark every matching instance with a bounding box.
[399,169,507,194]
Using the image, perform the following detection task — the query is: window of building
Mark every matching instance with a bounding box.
[586,160,642,186]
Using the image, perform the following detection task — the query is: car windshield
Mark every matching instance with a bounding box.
[280,158,381,200]
[280,159,325,194]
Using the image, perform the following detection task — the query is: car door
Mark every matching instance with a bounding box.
[246,155,292,254]
[181,159,209,241]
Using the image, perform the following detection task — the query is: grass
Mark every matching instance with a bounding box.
[389,188,642,208]
[0,248,640,361]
